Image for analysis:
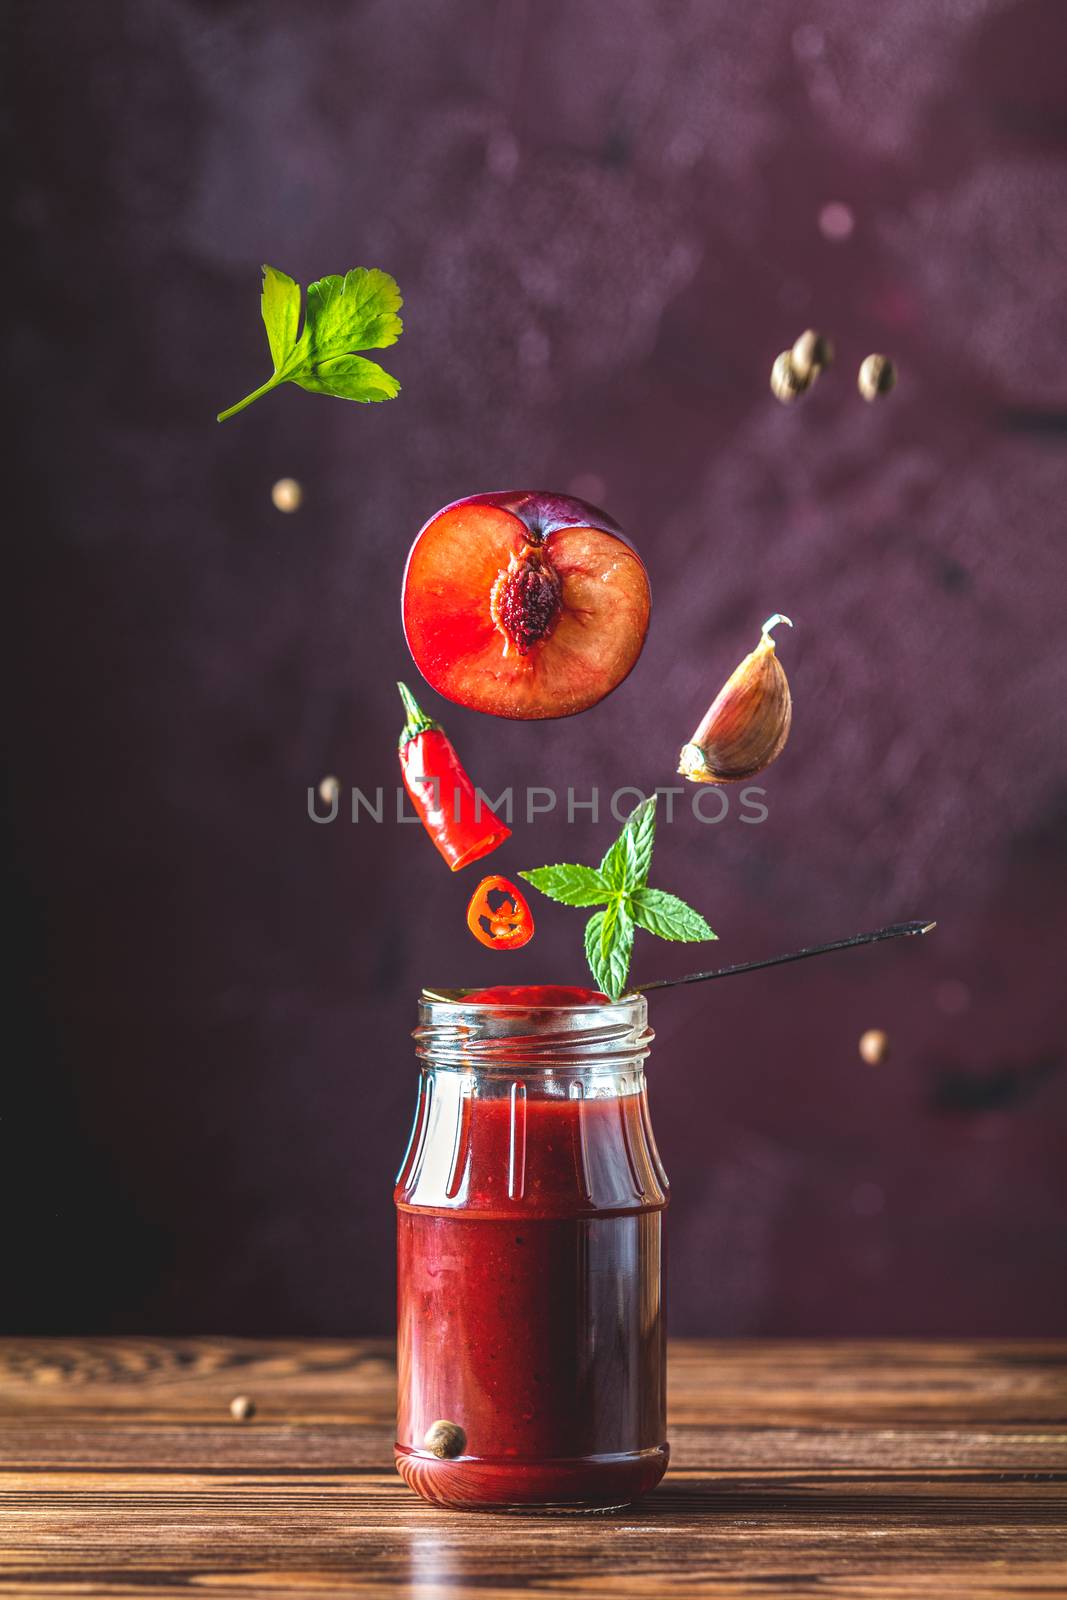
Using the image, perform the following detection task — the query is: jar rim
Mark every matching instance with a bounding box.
[419,987,624,1009]
[414,989,652,1067]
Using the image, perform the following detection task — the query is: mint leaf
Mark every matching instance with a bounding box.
[599,794,657,890]
[631,888,717,942]
[584,911,607,989]
[598,833,634,891]
[625,795,658,885]
[600,894,624,956]
[218,264,403,421]
[522,793,715,998]
[519,864,612,907]
[584,906,635,1002]
[261,265,301,372]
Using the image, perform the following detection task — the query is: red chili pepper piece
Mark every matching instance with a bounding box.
[466,876,535,950]
[397,683,512,871]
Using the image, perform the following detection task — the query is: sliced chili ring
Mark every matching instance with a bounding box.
[466,876,535,951]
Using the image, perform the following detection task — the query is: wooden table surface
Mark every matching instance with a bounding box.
[1,1338,1065,1598]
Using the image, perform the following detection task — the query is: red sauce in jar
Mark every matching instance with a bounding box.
[395,989,667,1509]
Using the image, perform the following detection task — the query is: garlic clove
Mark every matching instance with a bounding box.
[679,615,793,784]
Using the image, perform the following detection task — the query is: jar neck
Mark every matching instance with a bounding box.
[413,993,653,1085]
[417,1060,647,1100]
[399,993,666,1213]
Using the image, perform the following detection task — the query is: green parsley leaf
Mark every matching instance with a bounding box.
[261,265,301,371]
[217,264,403,421]
[630,888,717,942]
[584,905,635,1002]
[295,353,400,402]
[521,794,716,998]
[304,269,402,357]
[518,864,613,907]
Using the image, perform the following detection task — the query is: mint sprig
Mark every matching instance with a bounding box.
[218,265,403,421]
[520,795,716,1001]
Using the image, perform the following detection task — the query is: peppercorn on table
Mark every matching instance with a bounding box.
[1,1339,1065,1596]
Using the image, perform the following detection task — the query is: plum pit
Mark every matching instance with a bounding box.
[490,548,563,656]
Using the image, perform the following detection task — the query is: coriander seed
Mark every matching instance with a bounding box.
[859,1029,889,1065]
[770,351,810,404]
[423,1419,467,1458]
[858,354,897,401]
[271,477,303,512]
[791,329,834,383]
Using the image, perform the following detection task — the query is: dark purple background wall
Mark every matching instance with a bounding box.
[6,0,1067,1336]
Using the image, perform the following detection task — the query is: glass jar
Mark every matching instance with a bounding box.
[394,990,669,1510]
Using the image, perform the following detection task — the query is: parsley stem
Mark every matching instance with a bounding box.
[216,374,282,422]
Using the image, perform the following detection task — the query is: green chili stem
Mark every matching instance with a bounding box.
[397,681,441,746]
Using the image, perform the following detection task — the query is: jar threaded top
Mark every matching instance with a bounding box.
[414,992,653,1072]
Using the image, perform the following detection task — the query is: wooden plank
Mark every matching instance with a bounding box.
[2,1423,1066,1473]
[0,1339,1064,1599]
[0,1337,399,1421]
[3,1338,1065,1422]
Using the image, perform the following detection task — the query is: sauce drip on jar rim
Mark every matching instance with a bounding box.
[462,984,609,1006]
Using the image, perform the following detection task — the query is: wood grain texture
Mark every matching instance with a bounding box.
[1,1339,1065,1598]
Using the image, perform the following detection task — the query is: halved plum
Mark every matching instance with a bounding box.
[401,491,651,719]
